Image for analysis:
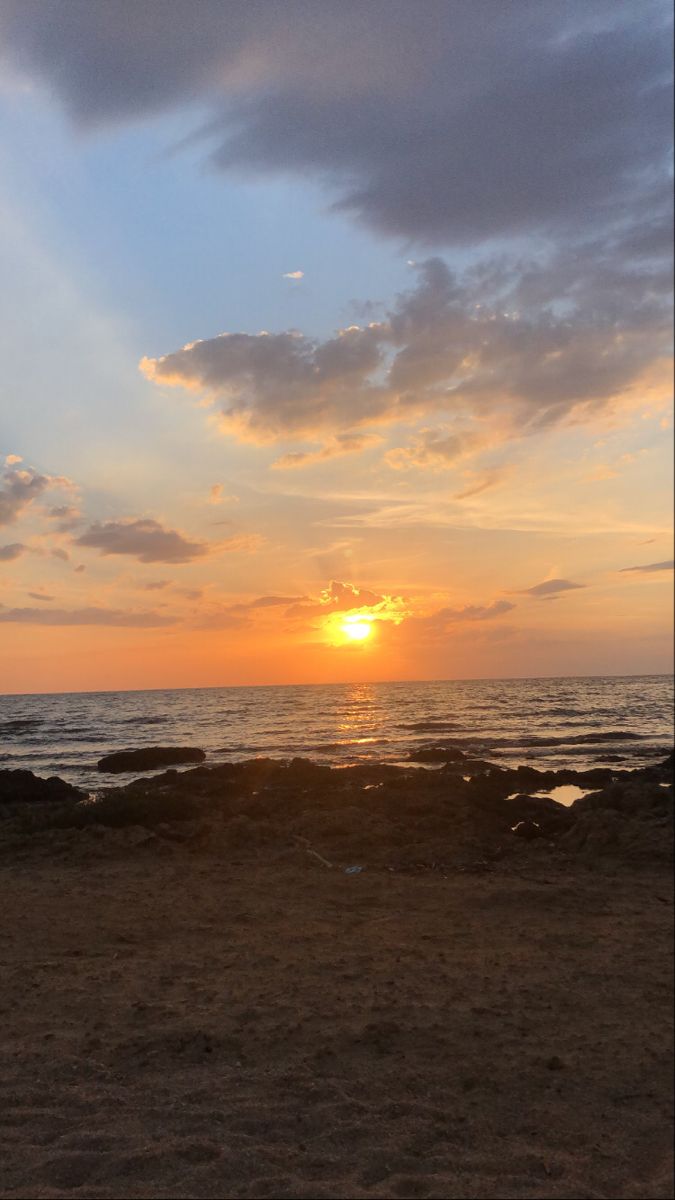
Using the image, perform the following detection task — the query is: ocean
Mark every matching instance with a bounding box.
[0,674,672,792]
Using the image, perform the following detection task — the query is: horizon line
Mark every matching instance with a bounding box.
[1,670,673,701]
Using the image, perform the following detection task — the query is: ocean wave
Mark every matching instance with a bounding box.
[115,715,169,726]
[0,718,43,735]
[397,721,462,732]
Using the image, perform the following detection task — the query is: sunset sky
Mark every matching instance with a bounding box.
[0,0,673,693]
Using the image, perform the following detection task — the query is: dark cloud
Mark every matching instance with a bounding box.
[46,504,82,531]
[620,560,674,573]
[47,505,78,519]
[141,580,170,591]
[142,256,669,447]
[0,605,174,626]
[519,579,585,597]
[0,542,27,562]
[397,599,516,643]
[0,466,50,525]
[141,324,388,442]
[27,592,54,601]
[1,1,670,247]
[247,595,306,609]
[75,518,208,564]
[431,600,516,623]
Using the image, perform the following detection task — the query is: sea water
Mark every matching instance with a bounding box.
[0,674,672,791]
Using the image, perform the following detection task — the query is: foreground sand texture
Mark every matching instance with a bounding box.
[0,853,672,1198]
[0,754,673,1198]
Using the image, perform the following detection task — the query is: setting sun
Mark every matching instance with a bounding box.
[340,616,373,642]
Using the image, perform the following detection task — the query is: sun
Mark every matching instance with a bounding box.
[340,616,373,642]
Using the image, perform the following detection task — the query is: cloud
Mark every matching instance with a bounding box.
[140,322,388,442]
[209,483,224,503]
[247,594,306,609]
[0,605,174,626]
[46,503,82,529]
[47,504,78,519]
[27,591,54,601]
[385,428,479,471]
[282,270,304,280]
[219,532,266,553]
[0,466,51,525]
[620,560,674,573]
[0,542,27,562]
[396,598,516,644]
[453,470,509,501]
[430,600,516,624]
[74,518,208,564]
[141,579,170,590]
[518,578,586,597]
[2,2,670,249]
[5,454,22,465]
[273,433,382,469]
[286,579,407,624]
[140,256,671,450]
[50,547,70,562]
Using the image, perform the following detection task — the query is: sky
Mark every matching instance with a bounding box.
[0,0,673,693]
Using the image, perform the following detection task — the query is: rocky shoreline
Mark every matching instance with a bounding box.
[1,746,672,870]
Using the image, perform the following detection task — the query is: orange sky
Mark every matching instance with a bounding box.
[1,2,673,692]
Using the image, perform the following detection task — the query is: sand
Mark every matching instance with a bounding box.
[0,833,672,1199]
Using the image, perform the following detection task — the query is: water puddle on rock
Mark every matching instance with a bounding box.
[535,784,591,806]
[508,784,592,807]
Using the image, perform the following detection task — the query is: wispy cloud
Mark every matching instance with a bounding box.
[282,270,304,281]
[517,579,585,598]
[0,605,174,627]
[0,542,27,562]
[273,433,382,469]
[620,560,674,573]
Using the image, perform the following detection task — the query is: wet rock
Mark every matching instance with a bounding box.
[507,793,574,835]
[409,746,466,763]
[571,782,672,817]
[97,747,206,773]
[511,819,542,841]
[0,769,84,804]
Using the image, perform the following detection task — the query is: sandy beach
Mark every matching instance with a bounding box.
[0,756,673,1199]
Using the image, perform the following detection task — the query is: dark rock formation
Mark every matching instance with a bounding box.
[0,769,84,804]
[409,746,466,763]
[97,747,206,773]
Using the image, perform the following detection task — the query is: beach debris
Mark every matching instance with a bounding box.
[293,834,332,867]
[97,747,206,773]
[345,865,364,874]
[306,848,333,868]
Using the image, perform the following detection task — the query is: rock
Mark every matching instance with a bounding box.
[511,819,542,841]
[0,769,84,804]
[546,1055,565,1070]
[97,747,206,773]
[409,746,466,763]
